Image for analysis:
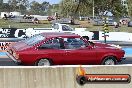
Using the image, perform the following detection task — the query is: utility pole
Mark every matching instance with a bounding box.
[93,0,95,19]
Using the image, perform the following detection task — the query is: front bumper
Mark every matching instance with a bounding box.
[6,52,21,64]
[118,57,126,62]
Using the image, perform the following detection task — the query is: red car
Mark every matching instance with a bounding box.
[6,32,125,66]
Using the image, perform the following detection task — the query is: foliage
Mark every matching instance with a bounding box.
[59,0,127,18]
[29,1,51,15]
[0,0,29,13]
[0,0,128,18]
[128,0,132,17]
[60,0,92,17]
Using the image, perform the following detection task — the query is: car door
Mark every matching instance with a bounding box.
[37,38,67,65]
[63,38,97,65]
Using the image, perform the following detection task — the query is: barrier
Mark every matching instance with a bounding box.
[0,42,13,52]
[0,66,131,88]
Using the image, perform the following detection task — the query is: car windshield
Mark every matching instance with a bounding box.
[62,25,74,31]
[23,34,45,46]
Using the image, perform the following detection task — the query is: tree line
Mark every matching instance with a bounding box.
[60,0,130,18]
[0,0,132,18]
[0,0,52,15]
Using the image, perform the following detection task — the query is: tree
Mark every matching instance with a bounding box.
[29,1,51,15]
[59,0,126,19]
[1,3,12,12]
[128,0,132,16]
[41,1,50,11]
[8,0,29,12]
[18,0,29,7]
[8,0,18,11]
[29,1,41,15]
[93,0,125,18]
[60,0,92,17]
[17,0,29,13]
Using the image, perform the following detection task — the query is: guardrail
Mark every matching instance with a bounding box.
[0,66,131,88]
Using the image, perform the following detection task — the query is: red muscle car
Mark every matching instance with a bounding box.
[6,32,125,66]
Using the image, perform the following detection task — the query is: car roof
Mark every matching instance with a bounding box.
[40,32,80,38]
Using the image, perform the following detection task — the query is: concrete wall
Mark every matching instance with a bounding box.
[0,66,132,88]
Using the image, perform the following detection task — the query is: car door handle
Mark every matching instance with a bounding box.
[66,50,71,53]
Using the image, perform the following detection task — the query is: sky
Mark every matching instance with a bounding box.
[4,0,61,4]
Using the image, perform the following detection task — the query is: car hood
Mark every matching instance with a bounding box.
[93,42,121,49]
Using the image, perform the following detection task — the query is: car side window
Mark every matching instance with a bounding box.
[64,38,86,49]
[40,38,61,49]
[62,25,70,31]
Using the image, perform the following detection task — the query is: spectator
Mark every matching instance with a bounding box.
[33,18,39,24]
[23,14,27,19]
[27,14,31,19]
[4,14,7,20]
[114,22,118,28]
[71,17,74,25]
[55,12,58,20]
[88,17,90,23]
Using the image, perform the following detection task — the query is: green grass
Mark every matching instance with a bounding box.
[86,25,132,33]
[0,19,132,33]
[0,19,51,28]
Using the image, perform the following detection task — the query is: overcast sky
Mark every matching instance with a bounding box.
[4,0,61,4]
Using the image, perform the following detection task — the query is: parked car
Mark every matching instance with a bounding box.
[93,19,116,26]
[93,19,104,26]
[106,20,115,26]
[128,21,132,27]
[26,23,94,40]
[6,32,125,66]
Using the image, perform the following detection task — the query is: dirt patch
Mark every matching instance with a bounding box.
[78,21,92,28]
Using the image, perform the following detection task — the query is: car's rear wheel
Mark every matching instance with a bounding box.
[35,59,52,66]
[101,56,116,65]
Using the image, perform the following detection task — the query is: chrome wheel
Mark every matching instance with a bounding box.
[104,59,115,65]
[102,56,116,65]
[37,59,51,66]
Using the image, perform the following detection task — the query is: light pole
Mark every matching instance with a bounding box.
[93,0,95,19]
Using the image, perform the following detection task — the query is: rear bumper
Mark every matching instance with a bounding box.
[6,52,21,64]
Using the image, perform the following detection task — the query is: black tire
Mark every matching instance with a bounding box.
[35,58,52,66]
[76,75,87,85]
[101,56,116,65]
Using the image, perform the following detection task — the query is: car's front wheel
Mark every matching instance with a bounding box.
[35,59,52,66]
[101,56,116,65]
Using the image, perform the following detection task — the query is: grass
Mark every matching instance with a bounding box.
[0,19,51,28]
[0,19,132,33]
